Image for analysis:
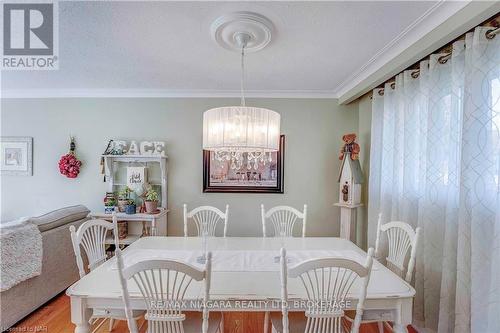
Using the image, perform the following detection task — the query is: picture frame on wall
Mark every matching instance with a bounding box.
[0,137,33,176]
[203,135,285,193]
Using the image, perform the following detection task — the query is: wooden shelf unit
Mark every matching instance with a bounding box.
[90,208,169,237]
[101,154,169,240]
[103,154,168,209]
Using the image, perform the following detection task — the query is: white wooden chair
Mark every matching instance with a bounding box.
[115,248,222,333]
[374,214,420,284]
[261,205,307,238]
[261,204,308,332]
[70,218,114,279]
[271,247,374,333]
[70,213,144,332]
[356,214,420,333]
[183,204,229,237]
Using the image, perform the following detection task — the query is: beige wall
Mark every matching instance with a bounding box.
[1,98,359,237]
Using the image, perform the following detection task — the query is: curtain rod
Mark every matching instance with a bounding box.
[375,24,499,97]
[435,26,499,64]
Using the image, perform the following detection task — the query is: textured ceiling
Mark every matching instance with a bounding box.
[2,1,439,95]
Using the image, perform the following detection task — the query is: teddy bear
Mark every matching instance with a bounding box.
[339,133,360,160]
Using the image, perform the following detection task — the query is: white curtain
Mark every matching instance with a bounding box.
[368,27,500,333]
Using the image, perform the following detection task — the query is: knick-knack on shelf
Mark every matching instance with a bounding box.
[128,141,139,155]
[339,133,361,161]
[104,192,116,214]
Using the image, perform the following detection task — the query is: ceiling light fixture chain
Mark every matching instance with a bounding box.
[236,32,250,107]
[240,41,246,107]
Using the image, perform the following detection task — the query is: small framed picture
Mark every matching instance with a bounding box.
[127,166,147,188]
[0,137,33,176]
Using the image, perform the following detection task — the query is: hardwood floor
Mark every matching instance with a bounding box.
[10,293,416,333]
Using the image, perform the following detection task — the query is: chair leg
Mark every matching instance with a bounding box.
[91,318,107,333]
[377,321,384,333]
[108,318,115,331]
[264,311,269,333]
[137,317,146,332]
[219,312,224,333]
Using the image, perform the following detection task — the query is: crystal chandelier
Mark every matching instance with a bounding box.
[203,32,280,170]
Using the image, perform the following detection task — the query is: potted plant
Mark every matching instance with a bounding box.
[104,192,116,214]
[117,187,133,212]
[125,199,136,215]
[144,188,159,213]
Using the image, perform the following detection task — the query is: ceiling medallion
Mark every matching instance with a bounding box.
[210,12,274,53]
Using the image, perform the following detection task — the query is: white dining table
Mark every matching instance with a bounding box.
[67,237,415,333]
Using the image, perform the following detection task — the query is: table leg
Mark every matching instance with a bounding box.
[71,296,92,333]
[264,311,269,333]
[151,218,157,236]
[393,299,410,333]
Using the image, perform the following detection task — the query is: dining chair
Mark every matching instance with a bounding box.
[261,204,307,237]
[374,213,420,284]
[355,214,420,333]
[115,248,223,333]
[261,204,307,332]
[183,204,229,237]
[271,247,374,333]
[70,213,144,332]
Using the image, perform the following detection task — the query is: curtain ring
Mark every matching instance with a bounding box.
[438,55,449,64]
[390,82,396,89]
[485,28,497,40]
[378,89,384,96]
[411,70,420,79]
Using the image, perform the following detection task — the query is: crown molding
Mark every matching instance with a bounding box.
[335,0,500,104]
[333,1,447,96]
[3,1,498,103]
[1,89,338,99]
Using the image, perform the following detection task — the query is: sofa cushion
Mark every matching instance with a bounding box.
[30,205,90,232]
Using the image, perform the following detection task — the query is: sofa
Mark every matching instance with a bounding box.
[0,205,90,330]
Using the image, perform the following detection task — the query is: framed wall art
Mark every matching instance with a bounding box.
[0,137,33,176]
[203,135,284,193]
[126,166,147,189]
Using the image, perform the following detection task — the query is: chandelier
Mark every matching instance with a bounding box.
[203,21,280,171]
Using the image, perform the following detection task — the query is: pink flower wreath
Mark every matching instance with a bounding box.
[58,137,82,178]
